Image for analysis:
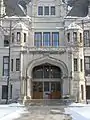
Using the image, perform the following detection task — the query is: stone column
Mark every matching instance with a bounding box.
[27,76,32,99]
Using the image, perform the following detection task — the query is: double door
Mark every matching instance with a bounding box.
[32,82,61,99]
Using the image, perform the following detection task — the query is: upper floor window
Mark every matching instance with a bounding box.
[3,56,9,76]
[80,33,82,43]
[73,32,77,41]
[17,32,21,42]
[11,59,13,71]
[84,30,90,47]
[80,59,83,72]
[67,33,70,42]
[74,58,78,71]
[84,56,90,76]
[52,32,59,47]
[16,58,20,71]
[44,6,49,15]
[51,6,55,15]
[12,33,14,43]
[34,32,42,47]
[43,32,50,46]
[24,33,26,42]
[38,6,43,15]
[4,35,9,47]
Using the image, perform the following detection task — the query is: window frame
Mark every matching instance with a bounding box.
[4,35,9,47]
[84,56,90,76]
[38,6,43,15]
[17,32,21,42]
[3,56,9,76]
[2,85,8,99]
[24,33,26,42]
[16,58,20,71]
[74,58,78,71]
[34,32,42,47]
[11,59,13,71]
[52,32,59,47]
[51,6,55,15]
[43,32,50,46]
[44,6,49,15]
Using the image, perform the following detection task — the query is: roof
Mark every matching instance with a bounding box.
[4,0,31,16]
[67,0,89,17]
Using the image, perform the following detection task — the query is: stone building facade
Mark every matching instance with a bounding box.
[1,0,90,103]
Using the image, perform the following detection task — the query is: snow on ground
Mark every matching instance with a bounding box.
[0,103,28,120]
[65,103,90,120]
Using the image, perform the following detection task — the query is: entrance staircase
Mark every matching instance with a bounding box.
[23,99,75,106]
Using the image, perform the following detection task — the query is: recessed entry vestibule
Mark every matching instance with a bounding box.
[32,63,62,99]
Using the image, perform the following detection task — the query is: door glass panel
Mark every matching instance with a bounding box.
[44,82,49,91]
[51,82,56,92]
[33,82,43,92]
[56,82,60,91]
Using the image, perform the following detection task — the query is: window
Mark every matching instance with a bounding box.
[4,35,9,47]
[17,32,21,42]
[80,59,83,72]
[84,30,90,47]
[38,6,43,15]
[81,85,84,100]
[11,59,13,71]
[74,58,78,71]
[32,64,61,79]
[2,85,8,99]
[84,56,90,76]
[24,33,26,42]
[3,56,9,76]
[67,33,70,42]
[52,32,59,47]
[34,32,42,47]
[10,84,12,99]
[80,33,82,43]
[51,6,55,15]
[73,32,77,41]
[43,32,50,46]
[16,58,20,71]
[12,33,14,43]
[44,82,49,91]
[44,6,49,15]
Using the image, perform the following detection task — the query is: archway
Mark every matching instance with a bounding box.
[32,63,62,99]
[26,56,68,99]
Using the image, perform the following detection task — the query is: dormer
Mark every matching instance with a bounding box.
[65,22,83,46]
[12,22,28,45]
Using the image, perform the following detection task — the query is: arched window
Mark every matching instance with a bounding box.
[32,64,62,78]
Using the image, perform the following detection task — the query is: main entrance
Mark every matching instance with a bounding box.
[32,63,62,99]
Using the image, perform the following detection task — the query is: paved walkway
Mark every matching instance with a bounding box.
[15,105,68,120]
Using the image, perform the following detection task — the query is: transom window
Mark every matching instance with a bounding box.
[32,64,62,79]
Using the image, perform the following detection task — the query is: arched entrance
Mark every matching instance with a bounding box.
[26,56,68,99]
[32,63,62,99]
